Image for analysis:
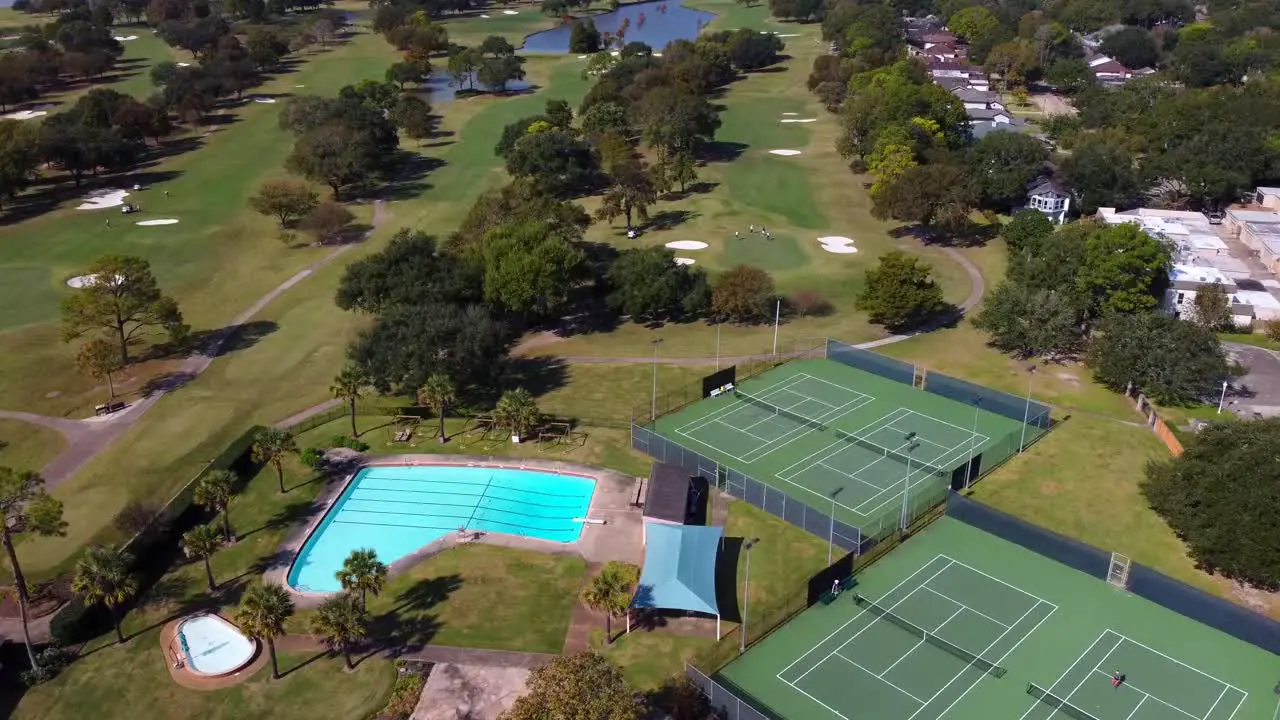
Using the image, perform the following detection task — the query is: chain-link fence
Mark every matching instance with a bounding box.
[826,340,918,385]
[686,664,781,720]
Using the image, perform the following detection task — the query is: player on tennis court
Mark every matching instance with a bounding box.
[1111,670,1126,687]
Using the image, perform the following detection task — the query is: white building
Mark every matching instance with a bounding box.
[1025,177,1071,224]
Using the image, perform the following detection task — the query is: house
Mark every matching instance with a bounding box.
[1163,280,1255,328]
[1223,193,1280,274]
[1086,54,1156,85]
[926,59,990,91]
[971,118,1029,139]
[1024,176,1072,224]
[951,87,1004,111]
[967,107,1014,124]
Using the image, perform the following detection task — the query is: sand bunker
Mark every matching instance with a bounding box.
[769,149,802,156]
[822,245,858,254]
[782,112,798,116]
[136,218,179,226]
[818,236,858,254]
[780,118,817,123]
[480,13,490,17]
[76,189,129,211]
[577,54,587,58]
[503,9,519,13]
[66,273,124,289]
[653,52,663,57]
[665,240,709,250]
[294,84,306,88]
[674,257,696,265]
[3,110,47,120]
[777,33,800,37]
[113,35,138,41]
[252,97,277,103]
[177,62,191,67]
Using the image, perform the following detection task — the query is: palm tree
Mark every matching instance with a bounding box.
[0,468,67,670]
[581,562,638,645]
[493,388,542,443]
[235,583,294,680]
[182,524,223,592]
[336,548,387,611]
[193,469,236,542]
[330,364,366,438]
[253,427,298,494]
[416,373,457,443]
[71,545,138,645]
[310,593,367,670]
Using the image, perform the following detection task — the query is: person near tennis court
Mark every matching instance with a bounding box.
[1112,670,1125,687]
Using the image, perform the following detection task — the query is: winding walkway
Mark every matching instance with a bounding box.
[0,200,389,490]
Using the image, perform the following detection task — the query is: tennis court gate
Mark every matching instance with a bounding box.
[685,664,777,720]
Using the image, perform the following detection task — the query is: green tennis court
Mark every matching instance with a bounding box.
[652,359,1030,537]
[716,518,1274,720]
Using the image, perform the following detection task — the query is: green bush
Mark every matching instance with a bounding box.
[380,673,426,719]
[300,447,325,469]
[326,434,370,452]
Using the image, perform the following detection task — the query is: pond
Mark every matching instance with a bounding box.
[422,69,533,102]
[521,0,717,54]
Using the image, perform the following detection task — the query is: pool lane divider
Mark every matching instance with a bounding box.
[461,473,495,531]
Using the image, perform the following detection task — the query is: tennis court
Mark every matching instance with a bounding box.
[653,359,1027,537]
[715,518,1275,720]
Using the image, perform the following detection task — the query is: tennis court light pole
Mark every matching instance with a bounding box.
[828,487,844,564]
[740,537,760,654]
[899,434,919,531]
[964,399,982,489]
[1018,365,1037,454]
[772,299,781,356]
[651,338,663,420]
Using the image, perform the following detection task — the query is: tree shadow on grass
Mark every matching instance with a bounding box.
[698,141,748,164]
[139,370,198,397]
[381,153,446,202]
[372,573,462,652]
[280,649,330,677]
[646,209,697,231]
[504,355,569,399]
[237,498,318,542]
[0,169,184,227]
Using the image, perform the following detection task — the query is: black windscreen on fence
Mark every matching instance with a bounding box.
[1128,564,1280,656]
[826,340,917,385]
[923,370,1051,429]
[946,493,1111,579]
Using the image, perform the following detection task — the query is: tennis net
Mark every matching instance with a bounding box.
[834,429,950,477]
[852,594,1007,678]
[734,391,828,431]
[1026,682,1101,720]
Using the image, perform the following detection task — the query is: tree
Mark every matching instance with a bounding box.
[252,427,297,494]
[871,163,977,233]
[417,373,456,442]
[1076,223,1170,318]
[544,99,573,129]
[967,131,1049,210]
[286,123,382,201]
[1101,26,1159,69]
[581,562,638,645]
[385,60,424,90]
[501,652,640,720]
[606,246,710,321]
[311,593,367,670]
[636,86,720,158]
[1142,419,1280,588]
[0,119,40,209]
[855,250,947,331]
[504,129,598,197]
[667,151,697,193]
[71,545,137,645]
[390,96,434,145]
[235,582,294,680]
[493,388,541,441]
[75,337,123,402]
[1058,133,1143,214]
[0,468,66,670]
[182,523,223,592]
[329,364,367,439]
[300,201,354,244]
[973,281,1085,358]
[724,28,783,70]
[596,160,657,230]
[1088,313,1229,405]
[348,302,507,395]
[480,221,587,319]
[569,19,602,54]
[1192,283,1234,331]
[336,548,387,610]
[194,469,236,542]
[1001,209,1055,254]
[711,265,775,324]
[61,255,185,366]
[336,230,481,313]
[1044,57,1094,93]
[249,178,319,229]
[580,101,629,136]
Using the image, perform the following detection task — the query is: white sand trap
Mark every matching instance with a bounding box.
[252,97,277,103]
[769,149,802,156]
[503,9,519,13]
[577,54,588,58]
[66,275,96,289]
[609,50,620,56]
[480,13,490,17]
[3,110,47,120]
[777,33,800,37]
[665,240,708,250]
[653,52,663,57]
[136,218,179,226]
[113,35,138,41]
[674,257,696,265]
[782,112,798,116]
[76,189,129,211]
[817,236,854,246]
[781,118,817,123]
[177,62,191,67]
[294,84,306,88]
[822,245,858,254]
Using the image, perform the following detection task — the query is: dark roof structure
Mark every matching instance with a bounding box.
[644,463,691,524]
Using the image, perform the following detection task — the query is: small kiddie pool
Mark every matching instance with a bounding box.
[287,464,597,593]
[176,613,257,676]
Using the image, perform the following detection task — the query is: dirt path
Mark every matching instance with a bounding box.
[1,200,388,489]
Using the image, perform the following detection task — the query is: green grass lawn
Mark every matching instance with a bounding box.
[0,419,65,472]
[1219,331,1280,351]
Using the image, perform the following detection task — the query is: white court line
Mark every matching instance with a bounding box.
[933,599,1057,720]
[792,372,878,402]
[816,461,885,493]
[1223,690,1248,720]
[777,407,914,478]
[922,586,1011,628]
[939,555,1058,609]
[906,599,1049,720]
[674,374,810,435]
[1018,632,1113,720]
[738,394,876,465]
[1204,687,1229,720]
[778,556,951,679]
[853,470,943,517]
[1125,696,1147,720]
[830,652,927,703]
[1105,630,1245,694]
[1091,670,1201,720]
[879,637,928,677]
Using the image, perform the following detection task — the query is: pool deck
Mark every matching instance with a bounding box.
[267,454,644,608]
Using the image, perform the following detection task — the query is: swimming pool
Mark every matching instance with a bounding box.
[177,614,256,676]
[287,465,597,593]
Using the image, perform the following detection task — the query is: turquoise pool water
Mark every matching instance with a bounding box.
[178,614,255,675]
[287,465,596,593]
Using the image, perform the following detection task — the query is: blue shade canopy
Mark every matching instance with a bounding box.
[631,522,722,616]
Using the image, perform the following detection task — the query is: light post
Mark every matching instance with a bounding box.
[964,399,982,489]
[828,487,844,564]
[740,537,760,654]
[1018,365,1037,454]
[1217,381,1229,414]
[771,299,781,356]
[899,433,919,531]
[650,338,663,421]
[715,322,721,371]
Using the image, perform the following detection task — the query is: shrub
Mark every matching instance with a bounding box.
[300,447,326,469]
[788,290,832,318]
[49,597,105,646]
[326,434,370,452]
[1266,319,1280,343]
[381,672,426,719]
